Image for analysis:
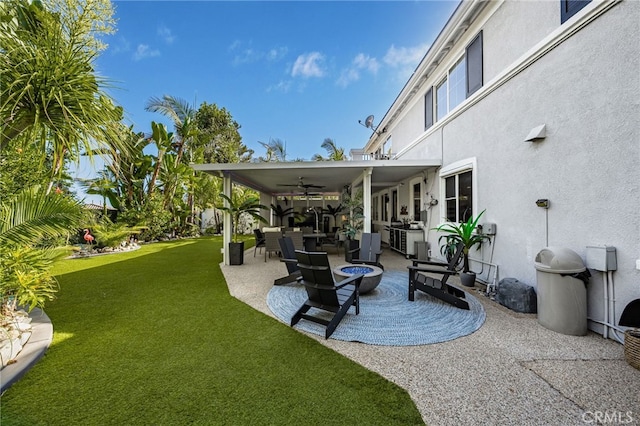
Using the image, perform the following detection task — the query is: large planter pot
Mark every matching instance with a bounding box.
[344,239,359,262]
[624,330,640,370]
[228,241,245,265]
[460,271,476,287]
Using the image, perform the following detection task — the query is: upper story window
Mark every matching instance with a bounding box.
[561,0,591,23]
[425,31,483,129]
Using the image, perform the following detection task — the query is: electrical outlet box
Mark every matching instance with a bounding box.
[483,222,497,235]
[586,245,617,271]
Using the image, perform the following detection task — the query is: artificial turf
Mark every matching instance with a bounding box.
[0,237,424,425]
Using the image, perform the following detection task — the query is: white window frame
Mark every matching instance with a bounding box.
[409,176,424,222]
[438,157,478,225]
[435,55,466,123]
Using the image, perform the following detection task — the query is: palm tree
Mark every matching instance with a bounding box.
[312,138,346,161]
[257,138,287,162]
[0,0,129,191]
[77,170,119,216]
[271,204,294,226]
[0,185,84,312]
[147,122,174,197]
[145,95,198,167]
[218,193,267,243]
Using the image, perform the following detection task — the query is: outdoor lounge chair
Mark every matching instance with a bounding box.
[273,237,301,286]
[291,250,364,339]
[407,243,470,310]
[349,232,384,270]
[253,229,265,257]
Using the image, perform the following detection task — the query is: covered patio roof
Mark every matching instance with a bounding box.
[192,159,440,195]
[193,159,441,265]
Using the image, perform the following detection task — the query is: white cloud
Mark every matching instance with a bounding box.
[133,44,160,61]
[266,80,292,93]
[110,36,131,55]
[230,41,288,65]
[157,25,175,45]
[267,46,288,62]
[353,53,380,74]
[291,52,326,78]
[383,44,428,68]
[336,53,380,88]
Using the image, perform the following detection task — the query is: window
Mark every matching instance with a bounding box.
[561,0,591,23]
[424,88,433,130]
[382,193,389,222]
[425,31,483,128]
[466,31,483,97]
[443,169,473,223]
[413,183,422,221]
[373,196,379,221]
[435,79,448,121]
[448,57,466,111]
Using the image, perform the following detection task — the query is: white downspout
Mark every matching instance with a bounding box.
[222,172,232,266]
[362,167,373,233]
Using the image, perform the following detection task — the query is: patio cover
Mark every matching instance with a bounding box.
[193,159,440,264]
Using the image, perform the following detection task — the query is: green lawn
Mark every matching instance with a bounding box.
[0,237,423,425]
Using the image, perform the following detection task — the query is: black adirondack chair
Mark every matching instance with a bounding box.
[407,243,470,310]
[291,250,364,339]
[349,232,384,270]
[273,237,301,286]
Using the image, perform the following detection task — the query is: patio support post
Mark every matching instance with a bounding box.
[222,172,232,265]
[363,167,373,233]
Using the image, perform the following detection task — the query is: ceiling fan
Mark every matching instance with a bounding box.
[277,177,325,191]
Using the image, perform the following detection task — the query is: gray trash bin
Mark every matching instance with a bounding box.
[534,247,590,336]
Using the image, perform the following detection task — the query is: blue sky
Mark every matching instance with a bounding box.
[77,0,459,203]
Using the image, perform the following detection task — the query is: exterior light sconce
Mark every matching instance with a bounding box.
[536,199,549,209]
[524,124,546,142]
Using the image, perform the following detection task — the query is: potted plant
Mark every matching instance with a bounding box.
[341,189,364,262]
[434,210,489,287]
[322,203,344,233]
[270,204,294,227]
[218,193,268,265]
[619,299,640,370]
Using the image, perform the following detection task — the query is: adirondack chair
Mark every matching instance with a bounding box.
[291,250,364,339]
[407,243,470,310]
[349,232,384,270]
[273,237,301,286]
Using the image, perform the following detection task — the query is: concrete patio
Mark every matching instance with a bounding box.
[222,246,639,425]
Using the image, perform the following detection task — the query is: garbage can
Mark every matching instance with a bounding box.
[534,247,590,336]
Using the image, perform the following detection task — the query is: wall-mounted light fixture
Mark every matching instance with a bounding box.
[524,124,546,142]
[536,199,550,209]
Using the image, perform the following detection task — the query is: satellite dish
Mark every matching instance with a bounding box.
[364,115,375,129]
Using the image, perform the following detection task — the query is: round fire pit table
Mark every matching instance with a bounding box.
[333,264,383,294]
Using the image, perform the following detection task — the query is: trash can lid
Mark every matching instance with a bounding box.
[534,247,586,274]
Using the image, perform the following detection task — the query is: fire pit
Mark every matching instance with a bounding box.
[333,264,383,294]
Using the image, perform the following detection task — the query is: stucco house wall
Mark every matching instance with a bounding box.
[372,0,639,332]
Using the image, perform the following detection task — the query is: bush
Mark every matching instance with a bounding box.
[119,194,173,241]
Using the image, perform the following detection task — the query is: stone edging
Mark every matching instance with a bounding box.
[0,308,53,394]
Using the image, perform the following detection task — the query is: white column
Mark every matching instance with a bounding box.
[222,172,232,265]
[363,167,373,233]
